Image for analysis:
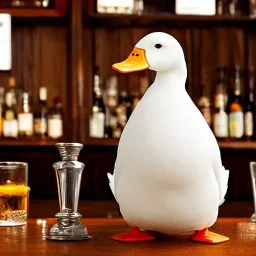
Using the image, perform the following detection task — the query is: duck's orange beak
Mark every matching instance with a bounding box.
[112,47,149,73]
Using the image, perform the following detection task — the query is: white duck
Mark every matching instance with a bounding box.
[107,32,229,244]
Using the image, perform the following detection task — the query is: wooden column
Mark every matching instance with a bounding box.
[69,0,85,142]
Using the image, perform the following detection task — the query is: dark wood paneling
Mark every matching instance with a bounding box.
[221,148,255,201]
[83,26,93,142]
[0,145,116,201]
[192,28,246,101]
[11,26,68,108]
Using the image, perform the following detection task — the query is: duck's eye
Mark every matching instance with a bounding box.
[155,44,162,49]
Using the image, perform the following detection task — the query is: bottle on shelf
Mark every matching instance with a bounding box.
[105,76,118,112]
[11,0,25,7]
[48,97,64,140]
[244,70,255,140]
[133,0,144,14]
[2,92,18,139]
[33,87,48,139]
[89,67,105,138]
[18,92,33,137]
[197,85,212,127]
[7,76,23,110]
[217,0,224,15]
[34,0,49,8]
[213,67,229,139]
[227,65,244,139]
[250,0,256,18]
[116,91,129,130]
[0,87,5,137]
[104,106,112,138]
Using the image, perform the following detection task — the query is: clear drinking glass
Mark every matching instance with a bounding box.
[0,162,29,226]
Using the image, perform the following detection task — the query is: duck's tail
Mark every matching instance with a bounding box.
[218,166,229,206]
[107,172,115,198]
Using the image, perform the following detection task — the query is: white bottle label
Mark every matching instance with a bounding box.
[89,113,105,138]
[244,111,253,137]
[18,113,33,133]
[213,111,228,138]
[3,120,18,137]
[175,0,216,15]
[229,111,244,138]
[48,118,63,139]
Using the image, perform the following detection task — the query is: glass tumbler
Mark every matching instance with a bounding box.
[0,162,29,226]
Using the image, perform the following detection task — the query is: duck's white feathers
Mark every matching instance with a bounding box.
[212,149,229,205]
[105,32,230,233]
[107,172,115,198]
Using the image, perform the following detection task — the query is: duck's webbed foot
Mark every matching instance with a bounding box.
[189,228,229,244]
[111,226,155,242]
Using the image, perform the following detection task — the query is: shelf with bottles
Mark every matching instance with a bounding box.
[0,0,67,17]
[0,138,58,146]
[89,67,151,141]
[0,76,65,143]
[86,137,119,146]
[87,0,256,27]
[217,140,256,149]
[87,64,256,149]
[197,66,256,143]
[85,137,256,150]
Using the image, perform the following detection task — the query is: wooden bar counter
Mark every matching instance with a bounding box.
[1,218,256,255]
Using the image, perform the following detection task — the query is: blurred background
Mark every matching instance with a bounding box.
[0,0,255,218]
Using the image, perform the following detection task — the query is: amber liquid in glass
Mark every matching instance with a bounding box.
[0,184,29,226]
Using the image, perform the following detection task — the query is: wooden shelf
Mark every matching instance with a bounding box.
[86,137,256,149]
[0,8,64,17]
[0,139,58,146]
[86,138,119,146]
[88,12,256,27]
[218,141,256,149]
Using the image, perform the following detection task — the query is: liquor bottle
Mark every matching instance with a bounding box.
[116,91,129,130]
[0,87,5,137]
[2,92,18,139]
[244,70,255,140]
[227,66,244,139]
[34,0,49,7]
[89,67,105,138]
[213,68,228,139]
[197,85,212,127]
[33,87,48,138]
[18,92,33,137]
[48,97,64,140]
[11,0,25,7]
[7,76,23,109]
[105,76,118,112]
[104,107,112,138]
[133,0,144,14]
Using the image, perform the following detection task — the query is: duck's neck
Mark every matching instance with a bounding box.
[154,69,187,93]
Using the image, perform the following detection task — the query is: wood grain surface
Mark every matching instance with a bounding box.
[0,218,255,255]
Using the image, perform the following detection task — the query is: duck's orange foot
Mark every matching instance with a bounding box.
[111,226,155,242]
[189,228,229,244]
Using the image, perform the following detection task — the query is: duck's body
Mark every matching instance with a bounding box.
[108,32,229,243]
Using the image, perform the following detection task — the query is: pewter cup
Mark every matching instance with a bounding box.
[47,143,91,241]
